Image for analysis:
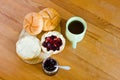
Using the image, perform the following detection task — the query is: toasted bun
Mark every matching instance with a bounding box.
[39,8,61,31]
[23,12,43,35]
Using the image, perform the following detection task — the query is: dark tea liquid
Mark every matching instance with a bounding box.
[68,20,84,34]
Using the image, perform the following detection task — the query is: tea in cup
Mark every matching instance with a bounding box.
[66,16,87,49]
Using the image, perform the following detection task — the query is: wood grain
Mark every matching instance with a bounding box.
[0,0,120,80]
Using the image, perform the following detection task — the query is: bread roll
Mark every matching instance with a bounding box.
[16,36,42,64]
[39,8,61,31]
[23,12,43,35]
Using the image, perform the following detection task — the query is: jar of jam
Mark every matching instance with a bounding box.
[42,57,59,75]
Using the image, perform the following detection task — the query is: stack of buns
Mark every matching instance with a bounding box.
[16,8,65,64]
[23,8,61,35]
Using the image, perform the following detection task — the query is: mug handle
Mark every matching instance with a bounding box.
[72,42,77,49]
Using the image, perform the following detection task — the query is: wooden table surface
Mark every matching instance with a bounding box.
[0,0,120,80]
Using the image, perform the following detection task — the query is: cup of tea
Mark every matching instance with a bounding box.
[66,16,87,49]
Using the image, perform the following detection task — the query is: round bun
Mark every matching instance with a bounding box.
[41,31,65,54]
[16,36,42,64]
[39,8,61,31]
[23,12,43,35]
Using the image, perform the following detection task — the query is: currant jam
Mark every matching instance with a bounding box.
[43,58,57,71]
[42,35,62,51]
[42,58,58,75]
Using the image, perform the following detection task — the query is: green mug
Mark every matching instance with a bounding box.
[66,16,87,49]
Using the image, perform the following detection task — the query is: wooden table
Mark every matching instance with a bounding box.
[0,0,120,80]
